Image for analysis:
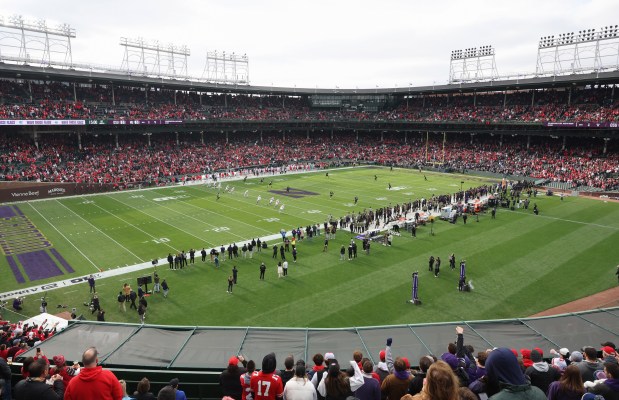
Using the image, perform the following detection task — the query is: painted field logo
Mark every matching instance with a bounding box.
[0,205,75,283]
[270,188,319,199]
[153,195,190,202]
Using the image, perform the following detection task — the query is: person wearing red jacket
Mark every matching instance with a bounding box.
[64,347,123,400]
[50,354,79,389]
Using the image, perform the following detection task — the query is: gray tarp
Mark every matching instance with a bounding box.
[18,307,619,370]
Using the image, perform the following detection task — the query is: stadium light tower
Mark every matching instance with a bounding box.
[201,50,249,85]
[449,45,498,83]
[536,25,619,75]
[0,14,76,67]
[120,37,191,78]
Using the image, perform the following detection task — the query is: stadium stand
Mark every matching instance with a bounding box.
[2,313,619,399]
[1,73,619,398]
[0,130,617,190]
[1,78,618,191]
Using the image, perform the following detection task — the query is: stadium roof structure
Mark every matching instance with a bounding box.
[1,62,619,97]
[17,307,619,370]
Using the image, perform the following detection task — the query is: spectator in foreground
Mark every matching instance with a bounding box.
[408,356,434,396]
[220,355,247,400]
[119,379,132,400]
[380,357,413,400]
[133,377,156,400]
[14,358,64,400]
[374,349,389,383]
[169,378,187,400]
[49,354,79,388]
[576,347,604,383]
[546,364,584,400]
[525,348,560,394]
[240,360,256,400]
[157,385,176,400]
[587,361,619,400]
[308,353,325,381]
[251,353,284,400]
[280,355,295,387]
[354,360,380,400]
[402,360,459,400]
[64,346,123,400]
[485,347,546,400]
[283,361,317,400]
[317,360,363,400]
[548,348,570,374]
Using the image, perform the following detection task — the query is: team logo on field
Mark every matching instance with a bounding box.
[270,188,319,198]
[153,195,190,202]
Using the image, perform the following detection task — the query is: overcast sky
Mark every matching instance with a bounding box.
[1,0,618,89]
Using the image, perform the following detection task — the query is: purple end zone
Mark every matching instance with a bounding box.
[13,206,24,216]
[50,248,75,273]
[6,256,26,283]
[0,206,17,218]
[18,250,63,281]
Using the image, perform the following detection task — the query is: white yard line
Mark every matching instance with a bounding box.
[55,199,143,262]
[103,194,220,247]
[115,190,250,243]
[0,231,284,301]
[82,196,182,254]
[26,202,100,271]
[160,186,277,235]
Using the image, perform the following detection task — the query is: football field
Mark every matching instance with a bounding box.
[1,166,618,327]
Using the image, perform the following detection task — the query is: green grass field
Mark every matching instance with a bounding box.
[1,166,618,328]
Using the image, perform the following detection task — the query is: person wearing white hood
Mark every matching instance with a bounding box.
[525,349,560,395]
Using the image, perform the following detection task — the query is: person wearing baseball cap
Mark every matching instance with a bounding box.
[220,355,247,400]
[49,354,79,389]
[602,346,618,364]
[375,349,389,383]
[549,348,569,373]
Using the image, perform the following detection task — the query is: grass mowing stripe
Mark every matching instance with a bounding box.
[102,194,220,250]
[26,201,100,272]
[55,198,143,262]
[253,205,615,326]
[475,216,617,318]
[481,230,619,318]
[3,167,618,328]
[182,185,320,228]
[136,190,269,242]
[112,188,279,248]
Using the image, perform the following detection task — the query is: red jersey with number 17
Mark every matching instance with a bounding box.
[250,371,283,400]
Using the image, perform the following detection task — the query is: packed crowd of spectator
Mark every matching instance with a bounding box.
[2,320,619,400]
[1,80,617,189]
[0,131,617,190]
[0,79,618,123]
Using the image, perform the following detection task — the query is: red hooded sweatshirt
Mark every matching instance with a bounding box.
[64,365,123,400]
